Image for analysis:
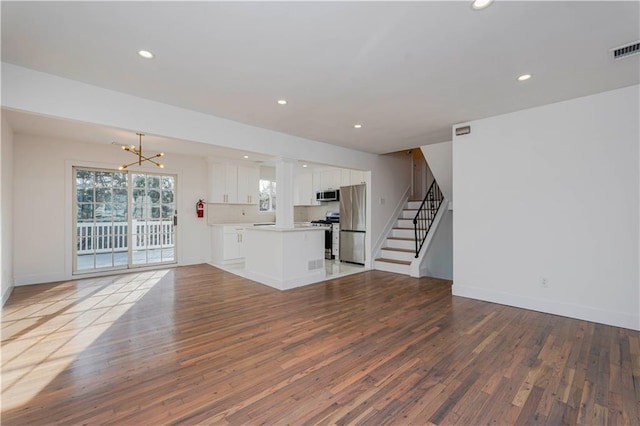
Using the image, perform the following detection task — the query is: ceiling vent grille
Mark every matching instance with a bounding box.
[612,41,640,59]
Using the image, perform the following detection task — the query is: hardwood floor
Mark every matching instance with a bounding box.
[1,264,639,425]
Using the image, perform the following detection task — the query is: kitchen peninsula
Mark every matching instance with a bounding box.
[243,225,326,290]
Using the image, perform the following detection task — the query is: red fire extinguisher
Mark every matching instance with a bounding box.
[196,199,205,218]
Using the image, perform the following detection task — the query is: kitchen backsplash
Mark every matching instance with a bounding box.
[306,201,340,220]
[207,202,339,224]
[207,203,275,224]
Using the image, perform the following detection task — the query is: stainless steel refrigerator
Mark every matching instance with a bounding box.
[339,184,366,264]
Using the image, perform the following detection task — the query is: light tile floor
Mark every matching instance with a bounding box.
[212,258,365,283]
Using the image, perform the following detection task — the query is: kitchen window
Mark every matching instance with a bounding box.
[259,179,276,212]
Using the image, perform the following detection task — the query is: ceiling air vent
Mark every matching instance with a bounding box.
[612,41,640,59]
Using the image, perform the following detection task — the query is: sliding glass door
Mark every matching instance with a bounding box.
[73,167,176,273]
[130,172,176,266]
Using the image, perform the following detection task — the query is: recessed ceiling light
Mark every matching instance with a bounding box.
[518,74,532,81]
[243,155,249,159]
[354,124,363,129]
[138,50,154,59]
[471,0,493,10]
[302,164,308,168]
[277,99,287,105]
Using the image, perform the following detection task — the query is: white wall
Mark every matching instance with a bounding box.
[453,85,640,330]
[1,116,15,304]
[421,210,453,280]
[13,134,210,285]
[421,141,452,207]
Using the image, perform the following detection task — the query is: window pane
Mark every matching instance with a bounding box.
[147,176,160,188]
[76,170,94,187]
[76,254,95,270]
[113,172,127,187]
[162,176,174,190]
[148,189,161,204]
[162,248,174,262]
[259,179,276,212]
[132,189,145,219]
[113,203,127,221]
[162,190,174,203]
[150,207,161,219]
[113,251,128,267]
[113,188,128,203]
[161,204,173,219]
[96,188,112,203]
[147,248,162,264]
[95,204,111,220]
[77,188,94,203]
[95,172,113,187]
[77,203,94,220]
[133,174,146,188]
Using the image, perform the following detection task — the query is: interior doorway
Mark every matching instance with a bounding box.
[411,149,433,201]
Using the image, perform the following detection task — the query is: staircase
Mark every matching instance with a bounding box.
[375,180,444,276]
[374,199,424,275]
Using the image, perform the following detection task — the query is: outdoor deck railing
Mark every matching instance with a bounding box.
[77,221,174,254]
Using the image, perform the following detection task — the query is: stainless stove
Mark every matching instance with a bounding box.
[310,211,340,259]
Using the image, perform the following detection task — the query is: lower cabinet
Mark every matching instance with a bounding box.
[212,225,245,264]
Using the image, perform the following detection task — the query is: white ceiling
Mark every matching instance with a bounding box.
[2,1,639,155]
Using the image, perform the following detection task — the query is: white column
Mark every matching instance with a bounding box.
[275,158,295,228]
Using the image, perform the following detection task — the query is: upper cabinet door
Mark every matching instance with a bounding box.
[351,170,366,185]
[294,173,313,206]
[237,165,259,204]
[224,164,239,203]
[209,164,228,203]
[322,170,341,190]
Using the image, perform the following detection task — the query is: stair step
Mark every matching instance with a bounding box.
[374,257,411,266]
[383,247,414,253]
[388,237,414,241]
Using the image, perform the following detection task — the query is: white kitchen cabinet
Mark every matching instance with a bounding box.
[210,164,233,203]
[312,171,323,196]
[237,165,259,205]
[294,169,359,206]
[212,225,245,264]
[209,163,259,204]
[321,169,341,190]
[294,173,315,206]
[340,169,351,188]
[350,170,366,185]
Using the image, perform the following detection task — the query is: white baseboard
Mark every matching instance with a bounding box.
[14,272,69,286]
[1,286,14,307]
[452,284,639,331]
[14,258,209,287]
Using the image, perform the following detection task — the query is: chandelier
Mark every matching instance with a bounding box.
[118,132,164,170]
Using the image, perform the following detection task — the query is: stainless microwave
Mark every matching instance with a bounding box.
[316,189,340,202]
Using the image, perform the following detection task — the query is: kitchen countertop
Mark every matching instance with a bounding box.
[244,224,323,232]
[210,222,314,228]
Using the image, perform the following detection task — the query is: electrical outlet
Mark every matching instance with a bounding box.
[540,277,549,288]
